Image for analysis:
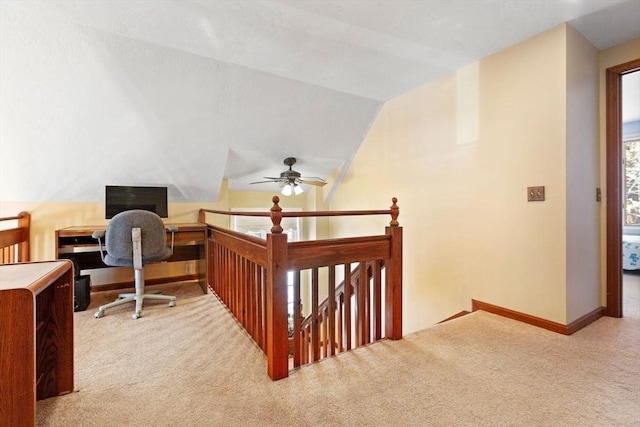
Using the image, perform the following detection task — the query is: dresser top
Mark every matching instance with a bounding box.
[0,261,71,292]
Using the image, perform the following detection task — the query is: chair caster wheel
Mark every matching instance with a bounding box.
[132,312,141,320]
[169,300,176,308]
[94,310,104,319]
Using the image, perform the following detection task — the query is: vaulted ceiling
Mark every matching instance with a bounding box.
[1,0,639,202]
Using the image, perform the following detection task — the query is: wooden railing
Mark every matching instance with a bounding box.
[199,197,402,380]
[297,259,385,365]
[0,212,31,264]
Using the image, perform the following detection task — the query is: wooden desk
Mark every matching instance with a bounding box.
[55,223,206,294]
[0,261,74,427]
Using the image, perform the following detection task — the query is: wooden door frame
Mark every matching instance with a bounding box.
[605,58,640,317]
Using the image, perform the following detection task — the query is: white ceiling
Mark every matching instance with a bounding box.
[1,0,639,201]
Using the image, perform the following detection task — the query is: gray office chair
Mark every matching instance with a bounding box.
[92,209,177,319]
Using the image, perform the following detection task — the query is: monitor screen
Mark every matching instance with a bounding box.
[105,185,168,219]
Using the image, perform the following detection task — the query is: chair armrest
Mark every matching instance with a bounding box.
[166,226,178,252]
[92,230,106,262]
[92,230,105,239]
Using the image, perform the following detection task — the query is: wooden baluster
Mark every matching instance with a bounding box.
[236,255,242,320]
[221,246,227,300]
[373,260,383,341]
[221,246,226,301]
[254,263,260,345]
[231,253,237,317]
[338,292,344,353]
[302,326,309,364]
[327,265,336,357]
[228,249,233,306]
[319,308,324,359]
[243,258,250,328]
[344,263,352,351]
[207,238,213,293]
[213,240,218,294]
[211,240,216,293]
[354,267,361,346]
[237,254,242,320]
[359,261,370,345]
[217,244,222,297]
[253,264,260,346]
[311,267,320,362]
[258,267,267,354]
[17,211,30,262]
[243,258,247,326]
[293,270,301,368]
[217,240,221,294]
[248,261,255,341]
[321,306,328,359]
[239,257,245,324]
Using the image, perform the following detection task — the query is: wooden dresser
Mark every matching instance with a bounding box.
[0,261,74,426]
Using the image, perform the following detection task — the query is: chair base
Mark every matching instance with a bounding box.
[94,269,176,319]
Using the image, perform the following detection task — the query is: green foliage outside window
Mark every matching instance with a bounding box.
[625,138,640,226]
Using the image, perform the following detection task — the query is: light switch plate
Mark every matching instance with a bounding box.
[528,186,545,202]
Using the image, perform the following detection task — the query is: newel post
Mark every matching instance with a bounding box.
[266,196,289,379]
[385,198,402,340]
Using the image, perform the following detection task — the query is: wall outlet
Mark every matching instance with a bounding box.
[527,186,545,202]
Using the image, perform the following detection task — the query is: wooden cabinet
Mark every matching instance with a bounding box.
[0,261,74,427]
[55,224,206,294]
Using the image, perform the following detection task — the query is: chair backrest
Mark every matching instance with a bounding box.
[104,210,172,267]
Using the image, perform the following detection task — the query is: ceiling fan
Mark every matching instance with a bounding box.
[250,157,326,196]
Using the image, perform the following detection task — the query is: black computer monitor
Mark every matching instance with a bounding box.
[105,185,168,219]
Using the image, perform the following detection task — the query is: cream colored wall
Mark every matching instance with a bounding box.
[565,25,600,323]
[329,25,576,333]
[597,37,640,305]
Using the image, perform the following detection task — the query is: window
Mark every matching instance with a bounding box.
[622,70,640,233]
[624,136,640,227]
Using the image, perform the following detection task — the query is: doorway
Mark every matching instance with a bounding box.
[605,58,640,317]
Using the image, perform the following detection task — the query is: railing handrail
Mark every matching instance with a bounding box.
[199,196,400,231]
[205,223,268,246]
[200,208,394,218]
[0,214,25,222]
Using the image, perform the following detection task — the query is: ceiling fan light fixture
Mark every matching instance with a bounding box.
[281,183,293,196]
[294,184,304,195]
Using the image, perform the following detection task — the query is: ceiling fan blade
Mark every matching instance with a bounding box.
[302,179,327,187]
[250,180,276,185]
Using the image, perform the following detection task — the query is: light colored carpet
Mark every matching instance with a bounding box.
[37,281,640,426]
[624,271,639,318]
